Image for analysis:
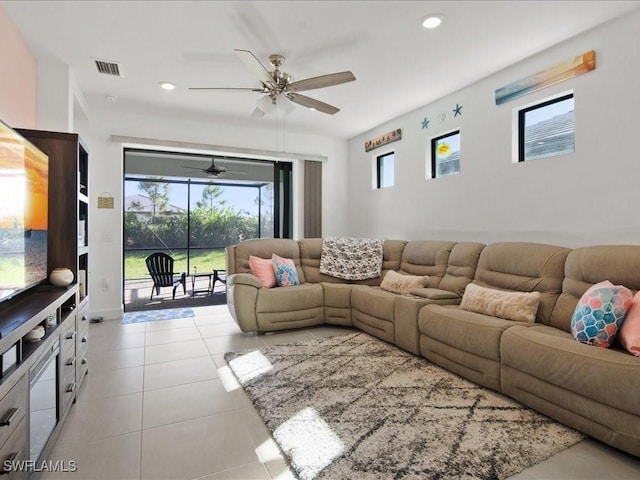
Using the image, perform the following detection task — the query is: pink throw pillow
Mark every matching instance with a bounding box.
[248,255,277,288]
[618,291,640,356]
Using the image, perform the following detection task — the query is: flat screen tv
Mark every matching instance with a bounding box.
[0,120,49,303]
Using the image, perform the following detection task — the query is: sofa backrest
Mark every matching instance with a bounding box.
[299,238,406,285]
[439,242,486,297]
[399,240,456,288]
[229,238,306,283]
[472,242,570,324]
[549,245,640,332]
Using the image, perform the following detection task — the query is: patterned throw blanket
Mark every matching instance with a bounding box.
[319,237,385,280]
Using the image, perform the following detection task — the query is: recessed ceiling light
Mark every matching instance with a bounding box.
[422,14,444,29]
[160,81,176,91]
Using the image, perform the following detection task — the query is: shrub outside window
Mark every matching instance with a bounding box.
[431,131,460,178]
[519,93,574,162]
[376,152,395,188]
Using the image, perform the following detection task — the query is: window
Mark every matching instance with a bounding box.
[431,131,460,178]
[518,93,574,162]
[375,152,395,188]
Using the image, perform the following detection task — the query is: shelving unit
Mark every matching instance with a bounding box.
[0,129,91,476]
[16,129,90,392]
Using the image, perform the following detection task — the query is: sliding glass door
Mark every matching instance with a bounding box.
[122,149,292,283]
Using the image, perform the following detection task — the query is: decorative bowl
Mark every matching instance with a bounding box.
[25,326,45,342]
[50,268,74,287]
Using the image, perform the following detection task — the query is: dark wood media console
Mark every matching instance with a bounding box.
[0,129,90,478]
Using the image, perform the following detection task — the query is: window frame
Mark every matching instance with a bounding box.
[430,130,461,179]
[517,92,574,163]
[375,151,395,189]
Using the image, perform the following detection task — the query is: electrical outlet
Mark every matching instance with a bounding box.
[102,278,110,291]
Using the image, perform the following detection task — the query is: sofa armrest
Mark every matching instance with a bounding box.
[409,288,461,300]
[227,274,261,332]
[228,273,263,289]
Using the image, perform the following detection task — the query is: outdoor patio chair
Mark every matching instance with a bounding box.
[145,252,186,300]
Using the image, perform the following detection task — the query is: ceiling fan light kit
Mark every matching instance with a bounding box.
[257,94,277,114]
[189,49,356,117]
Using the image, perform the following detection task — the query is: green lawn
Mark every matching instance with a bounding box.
[124,250,226,280]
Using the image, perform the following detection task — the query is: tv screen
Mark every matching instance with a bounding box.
[0,120,49,302]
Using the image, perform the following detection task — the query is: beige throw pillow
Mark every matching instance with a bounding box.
[380,270,429,295]
[460,283,540,323]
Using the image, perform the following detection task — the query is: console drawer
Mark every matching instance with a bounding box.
[0,416,27,479]
[61,320,77,354]
[61,356,76,415]
[76,338,89,383]
[0,375,27,450]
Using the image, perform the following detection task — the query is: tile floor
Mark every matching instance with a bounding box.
[41,304,640,480]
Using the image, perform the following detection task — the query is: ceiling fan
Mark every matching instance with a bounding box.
[181,157,244,177]
[189,49,356,117]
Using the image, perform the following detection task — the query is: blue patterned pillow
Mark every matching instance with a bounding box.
[570,281,633,347]
[272,254,300,287]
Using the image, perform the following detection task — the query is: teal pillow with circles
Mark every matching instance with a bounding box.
[272,254,300,287]
[570,281,632,347]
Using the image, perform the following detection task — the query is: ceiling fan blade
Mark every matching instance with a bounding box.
[287,93,340,115]
[188,87,265,92]
[234,49,276,88]
[287,71,355,92]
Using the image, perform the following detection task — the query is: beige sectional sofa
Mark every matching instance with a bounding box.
[500,245,640,459]
[225,238,640,458]
[418,242,571,391]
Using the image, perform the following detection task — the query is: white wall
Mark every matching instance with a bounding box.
[347,10,640,247]
[86,109,349,319]
[1,0,349,320]
[0,5,36,128]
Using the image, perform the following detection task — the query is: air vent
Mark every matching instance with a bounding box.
[94,59,123,77]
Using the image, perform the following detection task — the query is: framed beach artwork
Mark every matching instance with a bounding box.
[495,50,595,105]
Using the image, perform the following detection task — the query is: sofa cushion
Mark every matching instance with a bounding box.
[438,242,486,297]
[233,238,306,283]
[472,242,570,325]
[618,291,640,356]
[351,286,396,322]
[380,270,428,295]
[407,288,460,300]
[249,255,277,288]
[255,282,325,332]
[570,281,632,348]
[272,254,300,287]
[419,304,530,363]
[550,245,640,332]
[501,325,640,419]
[256,283,323,314]
[398,240,455,286]
[460,283,540,323]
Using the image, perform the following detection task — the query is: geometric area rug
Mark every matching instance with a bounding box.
[225,332,585,480]
[122,307,194,324]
